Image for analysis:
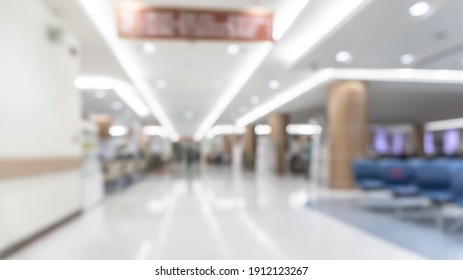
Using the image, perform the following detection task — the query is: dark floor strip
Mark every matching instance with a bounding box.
[308,198,463,259]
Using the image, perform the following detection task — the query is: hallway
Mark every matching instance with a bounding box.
[9,166,421,260]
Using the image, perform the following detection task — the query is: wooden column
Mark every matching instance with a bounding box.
[268,113,289,175]
[413,124,425,156]
[328,81,368,189]
[222,136,232,157]
[243,125,256,170]
[89,114,112,139]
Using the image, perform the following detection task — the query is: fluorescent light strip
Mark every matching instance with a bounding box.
[286,124,322,135]
[133,78,179,141]
[194,42,273,141]
[143,126,168,138]
[273,0,311,40]
[237,68,463,128]
[334,68,463,84]
[194,1,312,141]
[76,76,150,117]
[77,0,179,142]
[425,118,463,132]
[206,125,246,139]
[255,124,271,136]
[109,125,129,137]
[284,0,371,68]
[236,69,335,127]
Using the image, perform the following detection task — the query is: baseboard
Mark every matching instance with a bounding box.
[0,210,82,259]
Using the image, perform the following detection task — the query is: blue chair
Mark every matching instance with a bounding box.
[415,163,454,203]
[433,157,453,166]
[448,166,463,232]
[407,158,428,171]
[352,159,383,191]
[450,165,463,204]
[378,159,417,196]
[407,158,428,177]
[447,159,463,170]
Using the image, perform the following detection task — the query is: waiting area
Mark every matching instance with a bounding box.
[4,0,463,261]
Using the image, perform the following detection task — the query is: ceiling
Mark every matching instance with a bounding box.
[42,0,463,140]
[81,89,158,126]
[270,80,463,125]
[231,0,463,126]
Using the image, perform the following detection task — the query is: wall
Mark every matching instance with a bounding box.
[0,0,82,254]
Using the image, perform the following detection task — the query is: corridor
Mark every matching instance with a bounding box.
[9,166,421,260]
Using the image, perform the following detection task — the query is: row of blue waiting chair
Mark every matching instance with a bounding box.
[353,158,463,207]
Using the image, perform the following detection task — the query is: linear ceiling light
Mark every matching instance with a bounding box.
[77,0,179,142]
[283,0,371,68]
[286,124,322,135]
[206,125,246,139]
[273,0,311,40]
[425,118,463,132]
[109,125,129,137]
[75,76,150,117]
[143,126,168,138]
[334,68,463,84]
[236,69,335,127]
[255,124,272,136]
[237,68,463,127]
[194,1,312,141]
[194,42,272,141]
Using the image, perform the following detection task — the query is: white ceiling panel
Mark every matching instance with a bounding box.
[43,0,463,139]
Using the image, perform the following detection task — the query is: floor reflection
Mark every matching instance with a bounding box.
[9,164,421,260]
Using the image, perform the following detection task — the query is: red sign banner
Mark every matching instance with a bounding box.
[116,2,273,41]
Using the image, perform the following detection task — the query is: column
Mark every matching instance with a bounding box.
[328,81,368,189]
[267,113,289,175]
[90,114,112,139]
[412,124,425,156]
[221,136,232,162]
[243,125,256,170]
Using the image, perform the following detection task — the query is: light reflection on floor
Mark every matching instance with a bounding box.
[9,165,422,260]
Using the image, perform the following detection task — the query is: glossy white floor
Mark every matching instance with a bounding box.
[9,165,422,260]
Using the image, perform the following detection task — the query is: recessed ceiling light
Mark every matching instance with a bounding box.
[250,95,260,105]
[227,44,240,55]
[238,105,247,114]
[155,79,166,89]
[268,80,281,90]
[409,2,430,17]
[112,101,123,111]
[335,51,353,64]
[183,110,194,120]
[400,54,415,65]
[143,42,156,53]
[95,90,107,99]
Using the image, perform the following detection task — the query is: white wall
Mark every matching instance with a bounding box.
[0,0,82,254]
[0,171,81,253]
[0,0,81,158]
